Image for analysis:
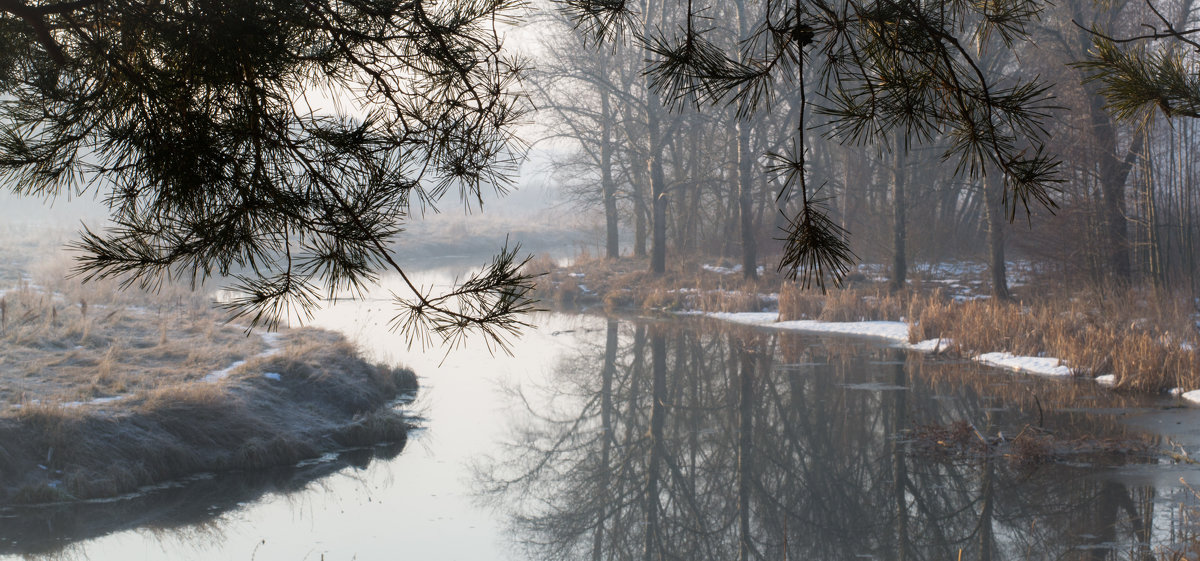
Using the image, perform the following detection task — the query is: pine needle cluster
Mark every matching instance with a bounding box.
[0,0,537,348]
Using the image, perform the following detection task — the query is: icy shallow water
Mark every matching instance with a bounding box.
[5,272,1200,559]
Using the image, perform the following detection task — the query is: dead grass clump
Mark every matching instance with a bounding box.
[907,287,1200,393]
[818,288,905,322]
[778,283,825,320]
[535,254,791,313]
[0,330,417,505]
[779,284,906,322]
[524,253,559,278]
[694,288,771,313]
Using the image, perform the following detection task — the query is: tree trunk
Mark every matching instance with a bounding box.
[984,174,1011,300]
[890,137,907,291]
[737,120,758,281]
[648,124,668,275]
[733,0,758,281]
[600,72,619,260]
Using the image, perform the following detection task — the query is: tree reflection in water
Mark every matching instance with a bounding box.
[477,317,1175,561]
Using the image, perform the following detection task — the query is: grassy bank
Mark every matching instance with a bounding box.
[539,255,1200,395]
[0,240,418,505]
[0,327,416,505]
[530,254,782,312]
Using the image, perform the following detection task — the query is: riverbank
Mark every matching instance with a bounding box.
[0,326,416,505]
[536,255,1200,397]
[0,246,417,505]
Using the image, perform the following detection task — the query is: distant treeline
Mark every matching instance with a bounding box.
[531,0,1200,296]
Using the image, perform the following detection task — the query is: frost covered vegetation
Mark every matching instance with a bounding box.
[0,229,416,505]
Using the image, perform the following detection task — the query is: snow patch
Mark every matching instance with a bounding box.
[974,352,1072,377]
[706,312,910,342]
[204,331,285,383]
[910,338,952,353]
[706,312,779,326]
[63,395,127,408]
[1094,374,1116,387]
[1180,390,1200,405]
[701,264,765,276]
[203,360,247,383]
[263,372,282,381]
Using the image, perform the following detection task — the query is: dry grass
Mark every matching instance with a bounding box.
[778,283,907,322]
[533,254,784,313]
[0,257,265,406]
[0,232,418,505]
[0,327,416,505]
[909,287,1200,393]
[535,252,1200,394]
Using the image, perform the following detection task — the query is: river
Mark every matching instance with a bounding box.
[4,269,1200,560]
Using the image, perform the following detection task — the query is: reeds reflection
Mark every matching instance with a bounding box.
[477,317,1179,561]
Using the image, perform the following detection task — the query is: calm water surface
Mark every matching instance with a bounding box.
[4,271,1200,560]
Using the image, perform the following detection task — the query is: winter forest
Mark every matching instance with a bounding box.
[2,1,1200,559]
[533,0,1200,297]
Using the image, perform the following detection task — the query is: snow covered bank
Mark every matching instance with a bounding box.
[707,312,910,343]
[974,352,1072,377]
[704,311,1077,377]
[703,311,1200,405]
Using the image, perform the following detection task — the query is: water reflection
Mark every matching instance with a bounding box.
[0,441,404,557]
[478,317,1180,561]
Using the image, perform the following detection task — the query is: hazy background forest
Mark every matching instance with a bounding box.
[525,0,1200,298]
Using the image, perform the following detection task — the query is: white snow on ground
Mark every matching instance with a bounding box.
[774,319,911,342]
[201,330,283,383]
[973,352,1072,377]
[63,395,125,408]
[706,312,1081,377]
[707,312,779,326]
[203,360,247,383]
[702,264,766,276]
[910,338,952,352]
[711,312,911,342]
[707,311,910,344]
[710,308,1200,404]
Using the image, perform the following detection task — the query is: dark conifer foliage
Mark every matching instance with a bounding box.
[1078,25,1200,122]
[558,0,1063,289]
[0,0,538,348]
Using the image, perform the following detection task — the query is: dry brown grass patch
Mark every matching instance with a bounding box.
[907,287,1200,393]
